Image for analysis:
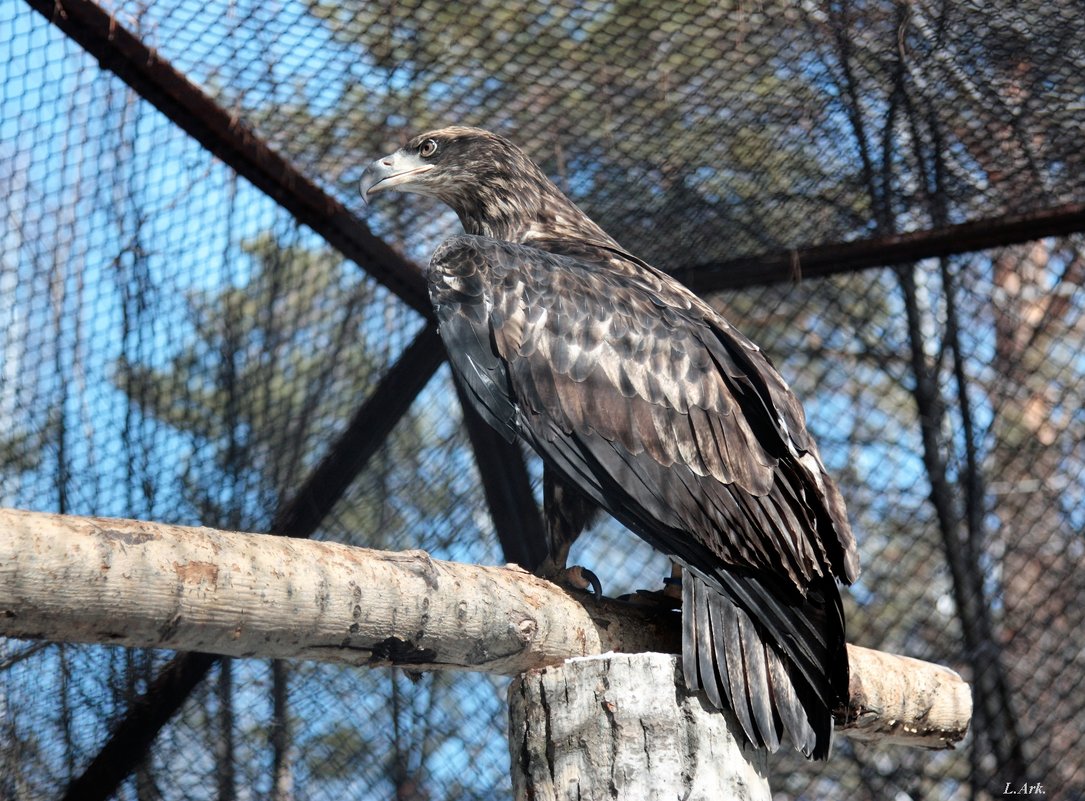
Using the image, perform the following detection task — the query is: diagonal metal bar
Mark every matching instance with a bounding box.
[268,328,446,541]
[25,0,431,318]
[61,326,445,801]
[673,201,1085,292]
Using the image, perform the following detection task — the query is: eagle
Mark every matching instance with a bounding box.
[361,127,859,759]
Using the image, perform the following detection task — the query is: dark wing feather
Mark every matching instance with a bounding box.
[427,238,520,444]
[430,234,856,758]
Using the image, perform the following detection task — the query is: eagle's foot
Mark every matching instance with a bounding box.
[564,565,603,598]
[617,563,683,608]
[538,560,603,599]
[617,585,681,610]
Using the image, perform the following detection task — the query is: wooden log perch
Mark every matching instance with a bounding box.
[510,653,772,801]
[0,507,971,748]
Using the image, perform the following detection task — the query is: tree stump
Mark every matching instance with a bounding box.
[508,652,771,800]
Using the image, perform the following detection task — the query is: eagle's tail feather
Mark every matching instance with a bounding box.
[682,571,839,759]
[691,572,726,710]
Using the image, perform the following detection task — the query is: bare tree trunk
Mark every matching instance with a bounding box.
[895,262,1029,791]
[509,653,770,801]
[836,13,1032,784]
[906,23,1084,791]
[216,658,236,801]
[270,660,294,801]
[130,650,161,801]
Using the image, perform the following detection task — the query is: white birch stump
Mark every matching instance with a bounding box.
[509,652,771,801]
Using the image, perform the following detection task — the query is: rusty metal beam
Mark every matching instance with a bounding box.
[673,201,1085,292]
[25,0,431,317]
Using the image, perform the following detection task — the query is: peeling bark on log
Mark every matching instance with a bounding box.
[0,508,678,675]
[509,653,770,801]
[0,508,971,748]
[841,646,974,749]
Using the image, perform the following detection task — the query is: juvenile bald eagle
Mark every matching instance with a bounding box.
[362,127,859,759]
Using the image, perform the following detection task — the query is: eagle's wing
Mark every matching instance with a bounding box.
[430,234,858,758]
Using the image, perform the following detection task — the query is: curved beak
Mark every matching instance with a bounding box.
[360,150,434,204]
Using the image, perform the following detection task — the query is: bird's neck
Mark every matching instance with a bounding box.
[454,174,619,249]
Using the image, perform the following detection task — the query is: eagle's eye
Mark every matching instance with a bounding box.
[419,139,438,158]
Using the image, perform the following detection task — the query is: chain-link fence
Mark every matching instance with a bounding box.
[2,0,1083,798]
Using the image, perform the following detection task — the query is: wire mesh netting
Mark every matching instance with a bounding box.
[2,0,1084,799]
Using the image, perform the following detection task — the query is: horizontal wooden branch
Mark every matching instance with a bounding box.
[0,507,970,748]
[0,508,676,674]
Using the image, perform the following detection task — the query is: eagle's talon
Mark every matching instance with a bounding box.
[619,567,682,608]
[578,566,603,600]
[662,574,683,601]
[560,565,603,599]
[534,559,603,599]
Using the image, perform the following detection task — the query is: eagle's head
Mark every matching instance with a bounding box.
[361,126,610,244]
[362,127,525,204]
